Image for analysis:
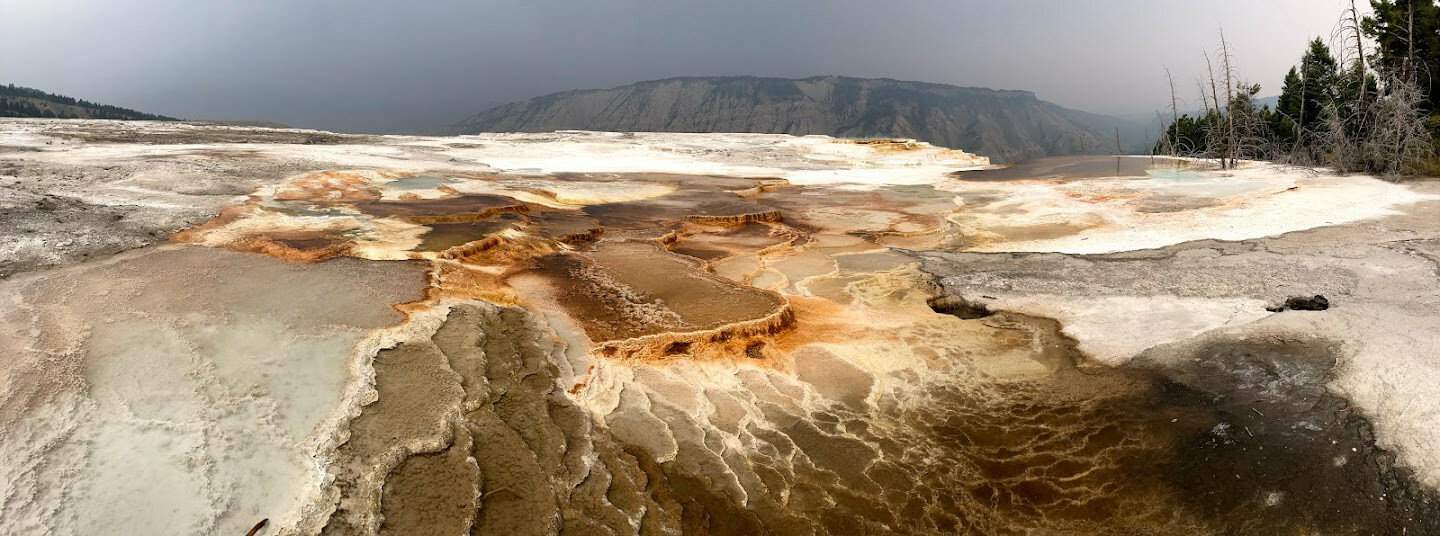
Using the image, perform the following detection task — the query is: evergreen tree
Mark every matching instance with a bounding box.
[1278,67,1303,119]
[1154,113,1209,154]
[1275,67,1304,142]
[1299,38,1340,131]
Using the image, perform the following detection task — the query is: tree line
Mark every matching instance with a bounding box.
[1158,0,1436,177]
[0,83,176,121]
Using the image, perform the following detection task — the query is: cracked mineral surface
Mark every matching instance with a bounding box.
[3,119,1440,535]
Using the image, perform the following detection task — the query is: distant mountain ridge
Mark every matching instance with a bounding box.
[0,84,176,121]
[453,76,1146,162]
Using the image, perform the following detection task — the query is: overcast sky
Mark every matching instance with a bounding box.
[2,0,1364,133]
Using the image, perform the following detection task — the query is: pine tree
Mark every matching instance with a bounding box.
[1299,38,1340,131]
[1275,67,1304,142]
[1279,67,1303,119]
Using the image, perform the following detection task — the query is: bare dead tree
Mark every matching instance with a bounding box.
[1339,0,1369,101]
[1154,110,1176,156]
[1202,51,1228,168]
[1297,64,1310,160]
[1393,1,1433,95]
[1321,102,1361,172]
[1191,77,1214,158]
[1408,1,1416,69]
[1221,31,1242,167]
[1204,51,1223,118]
[1165,67,1179,156]
[1366,73,1433,176]
[1195,79,1211,116]
[1317,0,1428,175]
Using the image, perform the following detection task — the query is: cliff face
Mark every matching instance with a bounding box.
[453,76,1117,161]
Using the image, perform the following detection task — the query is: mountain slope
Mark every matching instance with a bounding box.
[454,76,1140,161]
[0,84,176,121]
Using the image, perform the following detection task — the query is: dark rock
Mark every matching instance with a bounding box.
[1267,295,1330,312]
[1286,295,1330,311]
[927,295,994,319]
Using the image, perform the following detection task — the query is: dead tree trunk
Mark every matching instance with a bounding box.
[1298,67,1308,156]
[1166,67,1180,156]
[1220,30,1237,168]
[1347,0,1368,102]
[1203,51,1226,168]
[1409,2,1416,69]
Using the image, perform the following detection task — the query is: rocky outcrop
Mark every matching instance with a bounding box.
[686,209,783,226]
[452,76,1124,162]
[594,301,795,361]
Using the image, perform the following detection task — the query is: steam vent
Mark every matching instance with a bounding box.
[5,118,1440,535]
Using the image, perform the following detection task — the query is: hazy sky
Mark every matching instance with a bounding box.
[2,0,1365,132]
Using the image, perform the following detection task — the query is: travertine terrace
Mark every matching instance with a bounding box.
[3,118,1440,535]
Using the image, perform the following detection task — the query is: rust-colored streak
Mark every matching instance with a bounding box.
[229,233,352,263]
[244,518,269,536]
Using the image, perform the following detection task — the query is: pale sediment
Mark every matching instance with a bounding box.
[0,246,429,536]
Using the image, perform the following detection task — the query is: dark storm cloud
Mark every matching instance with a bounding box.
[1,0,1358,132]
